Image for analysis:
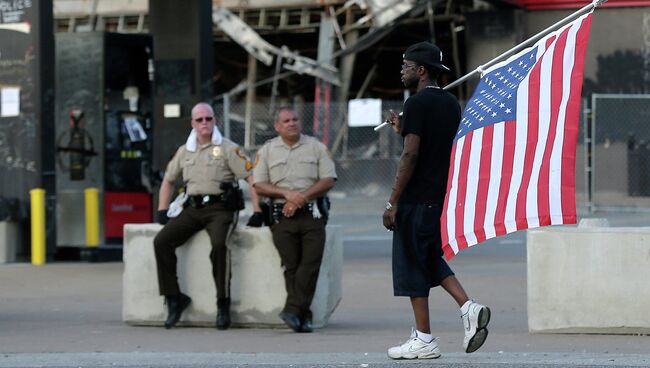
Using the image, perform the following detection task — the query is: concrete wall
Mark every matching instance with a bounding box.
[123,224,342,328]
[527,225,650,334]
[525,7,650,92]
[466,7,650,96]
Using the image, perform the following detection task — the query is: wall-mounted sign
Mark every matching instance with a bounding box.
[348,98,382,127]
[0,86,20,117]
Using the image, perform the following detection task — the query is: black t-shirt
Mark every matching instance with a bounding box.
[399,87,461,205]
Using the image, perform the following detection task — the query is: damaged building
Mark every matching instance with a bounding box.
[1,0,649,259]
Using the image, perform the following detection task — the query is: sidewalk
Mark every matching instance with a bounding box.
[1,208,649,366]
[1,352,649,367]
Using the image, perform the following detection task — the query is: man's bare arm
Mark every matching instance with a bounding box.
[388,133,420,205]
[301,178,336,201]
[158,179,175,210]
[245,176,262,212]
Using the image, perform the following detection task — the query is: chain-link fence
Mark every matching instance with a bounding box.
[213,100,405,200]
[210,96,629,213]
[590,94,650,210]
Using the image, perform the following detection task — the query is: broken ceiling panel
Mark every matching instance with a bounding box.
[212,7,277,66]
[336,0,431,57]
[212,7,340,85]
[364,0,416,28]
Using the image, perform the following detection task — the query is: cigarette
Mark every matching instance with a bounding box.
[374,120,391,131]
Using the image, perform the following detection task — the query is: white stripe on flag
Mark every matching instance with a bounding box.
[550,19,580,224]
[527,37,557,228]
[463,128,483,246]
[506,74,532,232]
[484,122,504,239]
[446,135,465,255]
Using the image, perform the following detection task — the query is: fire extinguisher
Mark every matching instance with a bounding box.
[56,109,97,180]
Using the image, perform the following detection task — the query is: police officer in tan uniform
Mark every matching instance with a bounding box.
[253,106,336,333]
[154,102,260,330]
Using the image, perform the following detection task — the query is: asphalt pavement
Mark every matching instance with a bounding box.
[0,198,649,367]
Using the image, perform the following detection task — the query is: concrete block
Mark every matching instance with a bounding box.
[527,226,650,334]
[123,224,343,328]
[0,222,17,263]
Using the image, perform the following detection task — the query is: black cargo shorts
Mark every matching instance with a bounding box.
[392,202,454,297]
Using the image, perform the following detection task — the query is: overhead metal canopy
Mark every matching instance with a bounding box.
[496,0,650,9]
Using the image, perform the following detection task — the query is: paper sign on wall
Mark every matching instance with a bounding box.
[348,98,382,127]
[0,87,20,117]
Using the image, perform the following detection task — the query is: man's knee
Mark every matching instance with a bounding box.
[153,232,169,255]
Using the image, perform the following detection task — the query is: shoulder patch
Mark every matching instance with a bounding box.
[234,147,248,160]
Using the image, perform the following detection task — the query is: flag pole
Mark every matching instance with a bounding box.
[374,0,607,132]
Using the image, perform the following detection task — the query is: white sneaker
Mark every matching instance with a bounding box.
[387,328,441,360]
[462,300,491,353]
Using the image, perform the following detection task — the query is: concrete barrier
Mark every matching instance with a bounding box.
[122,224,343,328]
[0,221,17,263]
[527,225,650,334]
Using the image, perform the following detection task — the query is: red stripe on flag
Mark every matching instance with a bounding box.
[514,59,543,230]
[455,132,474,250]
[494,121,516,236]
[514,35,556,230]
[561,15,592,223]
[473,125,494,243]
[443,240,457,261]
[440,143,458,248]
[538,29,570,226]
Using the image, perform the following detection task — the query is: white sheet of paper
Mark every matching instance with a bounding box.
[124,116,147,142]
[1,87,20,117]
[348,98,382,127]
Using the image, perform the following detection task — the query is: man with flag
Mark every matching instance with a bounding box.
[382,41,490,360]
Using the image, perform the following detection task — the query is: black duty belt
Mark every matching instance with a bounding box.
[187,194,224,208]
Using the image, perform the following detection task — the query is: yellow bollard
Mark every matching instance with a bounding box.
[29,188,46,265]
[85,188,100,247]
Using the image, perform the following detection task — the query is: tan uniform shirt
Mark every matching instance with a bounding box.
[253,134,337,193]
[164,138,252,196]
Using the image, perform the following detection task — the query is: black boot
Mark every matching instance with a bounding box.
[216,298,231,330]
[300,317,313,333]
[164,293,191,329]
[278,311,302,332]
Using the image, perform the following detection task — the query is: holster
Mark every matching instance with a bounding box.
[316,196,331,223]
[220,181,245,211]
[259,199,272,226]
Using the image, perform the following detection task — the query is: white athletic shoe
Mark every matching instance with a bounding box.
[462,300,491,353]
[387,328,441,360]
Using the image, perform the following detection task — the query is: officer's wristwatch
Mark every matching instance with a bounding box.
[385,202,394,211]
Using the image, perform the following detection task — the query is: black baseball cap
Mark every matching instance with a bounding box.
[403,42,450,72]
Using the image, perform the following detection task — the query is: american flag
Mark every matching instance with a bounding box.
[441,12,593,260]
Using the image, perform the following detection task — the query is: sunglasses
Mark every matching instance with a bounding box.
[194,116,214,123]
[401,63,419,71]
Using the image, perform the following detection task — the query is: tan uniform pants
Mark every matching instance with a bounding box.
[153,203,235,299]
[271,210,326,320]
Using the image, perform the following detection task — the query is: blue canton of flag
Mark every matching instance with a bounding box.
[455,48,538,141]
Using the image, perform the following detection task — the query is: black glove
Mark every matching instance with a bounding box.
[158,209,169,225]
[246,212,264,227]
